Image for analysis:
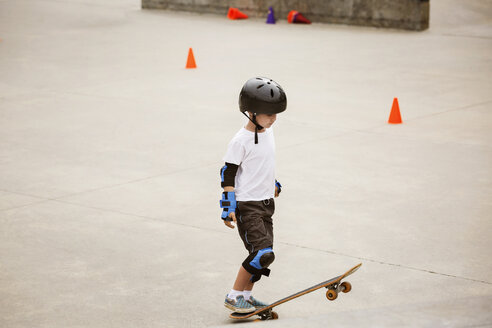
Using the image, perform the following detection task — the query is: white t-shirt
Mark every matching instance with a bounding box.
[223,127,276,201]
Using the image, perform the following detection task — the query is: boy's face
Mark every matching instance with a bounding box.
[253,113,277,129]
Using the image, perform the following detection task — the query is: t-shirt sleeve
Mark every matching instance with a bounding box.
[223,140,245,165]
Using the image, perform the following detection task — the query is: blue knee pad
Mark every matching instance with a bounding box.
[242,247,275,283]
[250,247,275,269]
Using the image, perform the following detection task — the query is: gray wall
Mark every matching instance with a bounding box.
[141,0,429,31]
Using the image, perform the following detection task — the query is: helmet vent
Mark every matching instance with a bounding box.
[270,89,274,97]
[257,84,264,89]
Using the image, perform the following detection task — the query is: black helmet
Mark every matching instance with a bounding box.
[239,77,287,115]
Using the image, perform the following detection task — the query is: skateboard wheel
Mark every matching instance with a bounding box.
[326,289,338,301]
[260,311,278,320]
[341,281,352,293]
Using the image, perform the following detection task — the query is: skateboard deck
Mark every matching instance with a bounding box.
[230,263,362,321]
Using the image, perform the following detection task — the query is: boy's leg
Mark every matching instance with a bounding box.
[244,280,254,292]
[225,266,256,313]
[226,200,274,310]
[243,280,254,302]
[232,266,268,309]
[232,265,253,291]
[241,273,268,308]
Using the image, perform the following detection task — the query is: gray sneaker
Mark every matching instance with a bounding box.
[247,296,268,309]
[224,295,256,313]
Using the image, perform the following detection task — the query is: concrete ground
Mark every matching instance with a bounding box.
[1,0,491,327]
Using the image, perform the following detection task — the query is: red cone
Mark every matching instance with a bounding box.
[294,12,311,24]
[287,10,311,24]
[287,10,298,23]
[227,8,248,20]
[388,98,403,124]
[186,48,196,69]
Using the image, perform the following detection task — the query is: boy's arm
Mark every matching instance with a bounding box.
[220,163,239,229]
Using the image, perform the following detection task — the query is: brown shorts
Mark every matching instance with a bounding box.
[236,199,275,254]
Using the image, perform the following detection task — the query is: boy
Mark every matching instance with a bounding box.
[219,77,287,313]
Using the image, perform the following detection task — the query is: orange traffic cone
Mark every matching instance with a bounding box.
[388,98,402,124]
[186,48,196,69]
[287,10,311,24]
[227,7,248,20]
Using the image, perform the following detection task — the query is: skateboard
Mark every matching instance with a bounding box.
[230,263,362,321]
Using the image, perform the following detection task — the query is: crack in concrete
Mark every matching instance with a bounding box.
[280,241,492,286]
[2,193,489,287]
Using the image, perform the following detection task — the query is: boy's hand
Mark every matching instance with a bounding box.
[220,190,237,228]
[275,180,282,197]
[224,212,237,229]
